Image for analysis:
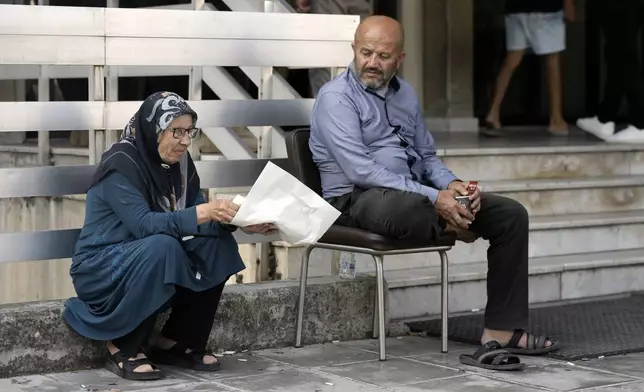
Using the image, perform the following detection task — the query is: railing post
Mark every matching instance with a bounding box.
[189,0,205,161]
[105,0,119,148]
[254,0,277,281]
[88,66,105,165]
[36,0,50,167]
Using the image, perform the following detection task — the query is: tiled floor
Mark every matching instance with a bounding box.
[4,335,644,391]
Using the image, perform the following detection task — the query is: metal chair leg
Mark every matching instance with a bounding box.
[372,255,386,361]
[439,250,449,353]
[295,245,314,348]
[372,276,379,339]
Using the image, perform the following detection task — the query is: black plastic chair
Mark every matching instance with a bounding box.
[285,128,456,360]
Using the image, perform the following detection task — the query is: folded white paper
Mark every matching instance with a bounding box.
[229,161,341,245]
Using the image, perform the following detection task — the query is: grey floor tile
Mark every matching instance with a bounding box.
[392,374,546,392]
[218,367,390,392]
[46,368,191,392]
[0,375,77,392]
[140,382,234,392]
[580,353,644,379]
[318,357,462,387]
[178,352,293,381]
[337,335,475,358]
[469,356,638,392]
[589,380,644,391]
[255,342,379,368]
[405,351,473,369]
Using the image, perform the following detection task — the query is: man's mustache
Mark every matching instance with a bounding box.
[362,68,383,75]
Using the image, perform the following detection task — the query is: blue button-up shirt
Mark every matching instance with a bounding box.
[310,64,458,203]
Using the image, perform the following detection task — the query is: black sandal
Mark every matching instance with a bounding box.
[502,329,559,355]
[459,341,526,371]
[147,341,221,371]
[105,351,164,381]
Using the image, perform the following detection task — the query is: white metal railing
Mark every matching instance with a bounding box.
[0,1,355,161]
[0,3,358,281]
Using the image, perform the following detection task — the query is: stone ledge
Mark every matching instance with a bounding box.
[0,275,383,378]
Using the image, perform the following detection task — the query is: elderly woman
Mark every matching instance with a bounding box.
[63,92,274,381]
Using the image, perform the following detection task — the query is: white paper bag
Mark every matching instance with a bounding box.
[229,161,341,245]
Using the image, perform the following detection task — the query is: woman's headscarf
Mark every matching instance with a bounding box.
[90,92,201,212]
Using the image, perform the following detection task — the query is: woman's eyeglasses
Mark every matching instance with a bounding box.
[169,127,201,139]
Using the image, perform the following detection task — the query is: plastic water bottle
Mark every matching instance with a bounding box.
[339,252,356,279]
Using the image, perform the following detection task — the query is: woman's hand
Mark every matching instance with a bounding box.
[241,223,277,235]
[207,199,240,224]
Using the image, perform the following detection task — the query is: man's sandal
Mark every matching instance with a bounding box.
[105,351,165,381]
[459,341,526,371]
[147,342,221,371]
[502,329,559,355]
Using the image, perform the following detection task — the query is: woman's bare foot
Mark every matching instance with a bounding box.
[106,341,154,373]
[156,335,217,365]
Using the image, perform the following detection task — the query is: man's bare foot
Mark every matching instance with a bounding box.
[445,224,479,243]
[481,329,553,349]
[106,341,154,373]
[156,335,218,365]
[484,115,501,130]
[548,120,569,136]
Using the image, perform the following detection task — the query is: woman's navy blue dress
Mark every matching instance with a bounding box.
[63,172,245,341]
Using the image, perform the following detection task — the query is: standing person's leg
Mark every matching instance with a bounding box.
[606,4,644,143]
[597,7,627,130]
[484,13,527,136]
[579,5,626,140]
[626,6,644,131]
[308,0,372,97]
[544,52,567,134]
[529,11,568,134]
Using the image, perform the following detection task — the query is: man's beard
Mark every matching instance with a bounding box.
[360,67,394,89]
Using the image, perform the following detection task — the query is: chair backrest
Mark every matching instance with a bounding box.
[285,128,322,196]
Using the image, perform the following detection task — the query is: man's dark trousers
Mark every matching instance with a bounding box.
[328,187,530,330]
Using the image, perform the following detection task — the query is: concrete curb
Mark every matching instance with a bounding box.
[0,276,384,378]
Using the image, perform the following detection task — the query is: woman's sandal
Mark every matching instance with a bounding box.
[502,329,559,355]
[459,341,526,371]
[105,351,165,381]
[147,341,221,372]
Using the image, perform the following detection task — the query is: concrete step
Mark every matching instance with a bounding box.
[274,210,644,278]
[383,210,644,268]
[441,144,644,181]
[384,247,644,320]
[485,175,644,216]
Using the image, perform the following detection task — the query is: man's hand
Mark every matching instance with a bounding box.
[564,0,576,22]
[448,180,482,215]
[241,223,277,236]
[295,0,311,13]
[435,189,474,230]
[448,180,468,196]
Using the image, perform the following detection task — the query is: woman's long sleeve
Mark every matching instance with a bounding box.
[100,172,198,239]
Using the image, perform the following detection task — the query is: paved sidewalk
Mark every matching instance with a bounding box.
[4,335,644,391]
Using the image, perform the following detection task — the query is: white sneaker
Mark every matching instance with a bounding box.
[576,116,615,140]
[606,125,644,144]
